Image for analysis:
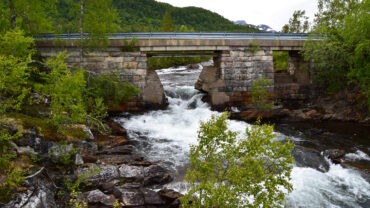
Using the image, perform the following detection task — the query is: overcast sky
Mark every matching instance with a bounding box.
[156,0,318,31]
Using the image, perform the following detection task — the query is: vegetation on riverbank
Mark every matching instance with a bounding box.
[302,0,369,108]
[182,113,294,207]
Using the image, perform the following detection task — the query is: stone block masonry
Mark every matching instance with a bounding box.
[38,47,165,108]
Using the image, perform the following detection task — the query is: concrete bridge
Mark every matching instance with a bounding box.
[36,33,311,110]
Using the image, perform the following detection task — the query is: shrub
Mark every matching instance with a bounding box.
[182,113,294,208]
[250,77,273,111]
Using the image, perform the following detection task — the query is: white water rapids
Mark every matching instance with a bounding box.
[117,65,370,207]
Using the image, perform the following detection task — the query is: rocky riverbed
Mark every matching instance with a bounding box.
[3,120,182,208]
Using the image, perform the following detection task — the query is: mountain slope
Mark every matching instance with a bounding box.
[112,0,258,32]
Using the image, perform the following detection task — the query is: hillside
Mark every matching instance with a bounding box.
[112,0,259,32]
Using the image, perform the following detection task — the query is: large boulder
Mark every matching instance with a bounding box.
[85,189,116,206]
[144,165,173,186]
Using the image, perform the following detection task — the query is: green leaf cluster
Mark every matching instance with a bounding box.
[273,51,288,73]
[182,113,294,207]
[0,124,24,203]
[0,29,34,113]
[251,77,273,111]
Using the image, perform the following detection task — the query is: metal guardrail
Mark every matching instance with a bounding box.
[37,32,310,41]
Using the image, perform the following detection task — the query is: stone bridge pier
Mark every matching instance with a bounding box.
[196,47,274,110]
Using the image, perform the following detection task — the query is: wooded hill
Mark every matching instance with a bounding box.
[87,0,259,32]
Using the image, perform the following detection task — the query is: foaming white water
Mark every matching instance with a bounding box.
[117,66,370,207]
[288,163,370,207]
[345,150,370,162]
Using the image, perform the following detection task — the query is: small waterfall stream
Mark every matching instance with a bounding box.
[116,64,370,207]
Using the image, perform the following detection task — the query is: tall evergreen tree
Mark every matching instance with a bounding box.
[0,0,57,35]
[161,10,174,32]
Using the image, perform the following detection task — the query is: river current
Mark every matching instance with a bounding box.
[117,64,370,207]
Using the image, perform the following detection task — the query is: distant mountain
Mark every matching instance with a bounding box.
[112,0,259,32]
[233,20,276,32]
[256,24,276,32]
[234,20,248,25]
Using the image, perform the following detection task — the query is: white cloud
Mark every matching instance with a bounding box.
[155,0,317,31]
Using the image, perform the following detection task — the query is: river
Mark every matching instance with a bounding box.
[116,63,370,207]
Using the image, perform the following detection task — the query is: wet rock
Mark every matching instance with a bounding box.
[86,189,116,206]
[324,149,346,164]
[108,120,127,135]
[144,165,173,186]
[158,188,183,203]
[187,63,199,69]
[99,145,135,155]
[5,172,56,208]
[119,165,144,182]
[116,188,145,206]
[75,153,84,165]
[98,154,144,165]
[108,136,130,147]
[142,188,165,205]
[48,143,76,165]
[82,154,98,163]
[292,146,329,172]
[78,164,120,185]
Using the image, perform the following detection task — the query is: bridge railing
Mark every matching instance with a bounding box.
[37,32,311,41]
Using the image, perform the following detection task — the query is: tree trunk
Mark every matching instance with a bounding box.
[79,0,84,68]
[9,0,16,29]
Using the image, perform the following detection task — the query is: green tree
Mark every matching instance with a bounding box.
[182,113,294,208]
[282,10,310,33]
[303,0,369,105]
[161,10,174,32]
[0,0,56,35]
[0,29,34,113]
[43,52,87,128]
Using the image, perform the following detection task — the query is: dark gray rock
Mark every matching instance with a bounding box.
[116,188,145,206]
[78,164,120,185]
[158,188,182,203]
[5,171,56,208]
[144,165,173,186]
[118,164,144,182]
[99,145,136,155]
[324,149,346,164]
[86,189,116,206]
[142,188,165,205]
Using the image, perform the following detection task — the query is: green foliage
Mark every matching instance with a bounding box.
[182,113,294,208]
[273,51,288,72]
[0,29,34,113]
[111,0,259,32]
[251,77,273,111]
[282,10,310,33]
[121,37,139,52]
[0,125,24,203]
[87,72,139,109]
[161,10,174,32]
[44,52,87,128]
[82,0,121,48]
[65,166,99,208]
[0,165,25,203]
[303,0,369,106]
[0,125,21,170]
[49,143,77,166]
[248,42,261,55]
[0,0,56,35]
